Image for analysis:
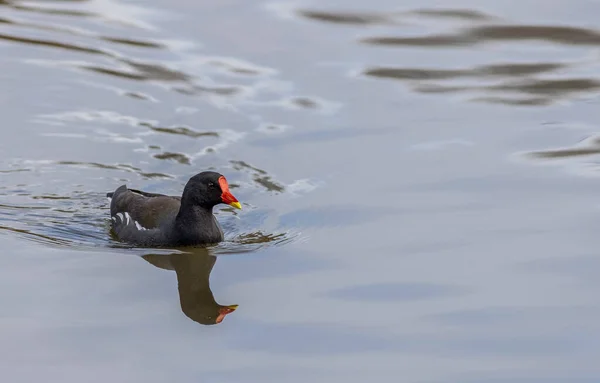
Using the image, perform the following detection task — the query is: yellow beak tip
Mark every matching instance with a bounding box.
[229,201,242,210]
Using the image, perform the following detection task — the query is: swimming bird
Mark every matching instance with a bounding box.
[107,171,241,247]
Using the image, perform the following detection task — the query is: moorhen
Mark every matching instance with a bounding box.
[107,171,241,247]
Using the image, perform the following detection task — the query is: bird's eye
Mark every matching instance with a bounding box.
[208,182,215,188]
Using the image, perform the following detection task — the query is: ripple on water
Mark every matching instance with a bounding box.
[291,7,497,29]
[0,189,112,249]
[277,95,341,114]
[54,160,173,179]
[0,11,166,50]
[524,135,600,160]
[99,37,165,49]
[361,24,600,47]
[139,122,220,139]
[407,8,495,21]
[295,9,395,26]
[360,60,596,106]
[3,0,159,30]
[34,110,156,128]
[360,60,600,106]
[0,31,110,56]
[121,91,156,101]
[153,152,191,165]
[1,5,293,117]
[363,63,565,81]
[0,186,297,254]
[200,57,277,77]
[513,134,600,178]
[256,122,292,134]
[0,156,299,254]
[230,160,285,193]
[288,6,600,106]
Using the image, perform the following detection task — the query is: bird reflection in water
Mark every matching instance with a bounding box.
[142,248,238,325]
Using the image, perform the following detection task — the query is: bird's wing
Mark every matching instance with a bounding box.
[108,185,181,230]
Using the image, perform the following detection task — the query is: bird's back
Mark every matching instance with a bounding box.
[108,185,181,230]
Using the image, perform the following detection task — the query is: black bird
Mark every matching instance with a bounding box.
[107,171,241,247]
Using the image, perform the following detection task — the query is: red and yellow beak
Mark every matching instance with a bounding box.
[216,304,238,324]
[218,176,242,209]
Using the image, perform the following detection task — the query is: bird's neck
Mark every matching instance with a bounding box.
[175,204,213,229]
[173,205,223,244]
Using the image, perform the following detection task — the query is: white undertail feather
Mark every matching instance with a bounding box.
[111,211,148,231]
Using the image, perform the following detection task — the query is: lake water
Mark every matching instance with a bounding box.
[1,0,600,382]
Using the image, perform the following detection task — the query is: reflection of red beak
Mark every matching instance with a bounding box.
[219,176,242,209]
[216,304,238,324]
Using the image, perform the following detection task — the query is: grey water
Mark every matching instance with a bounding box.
[1,0,600,382]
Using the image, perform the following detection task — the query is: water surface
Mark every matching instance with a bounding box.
[1,0,600,382]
